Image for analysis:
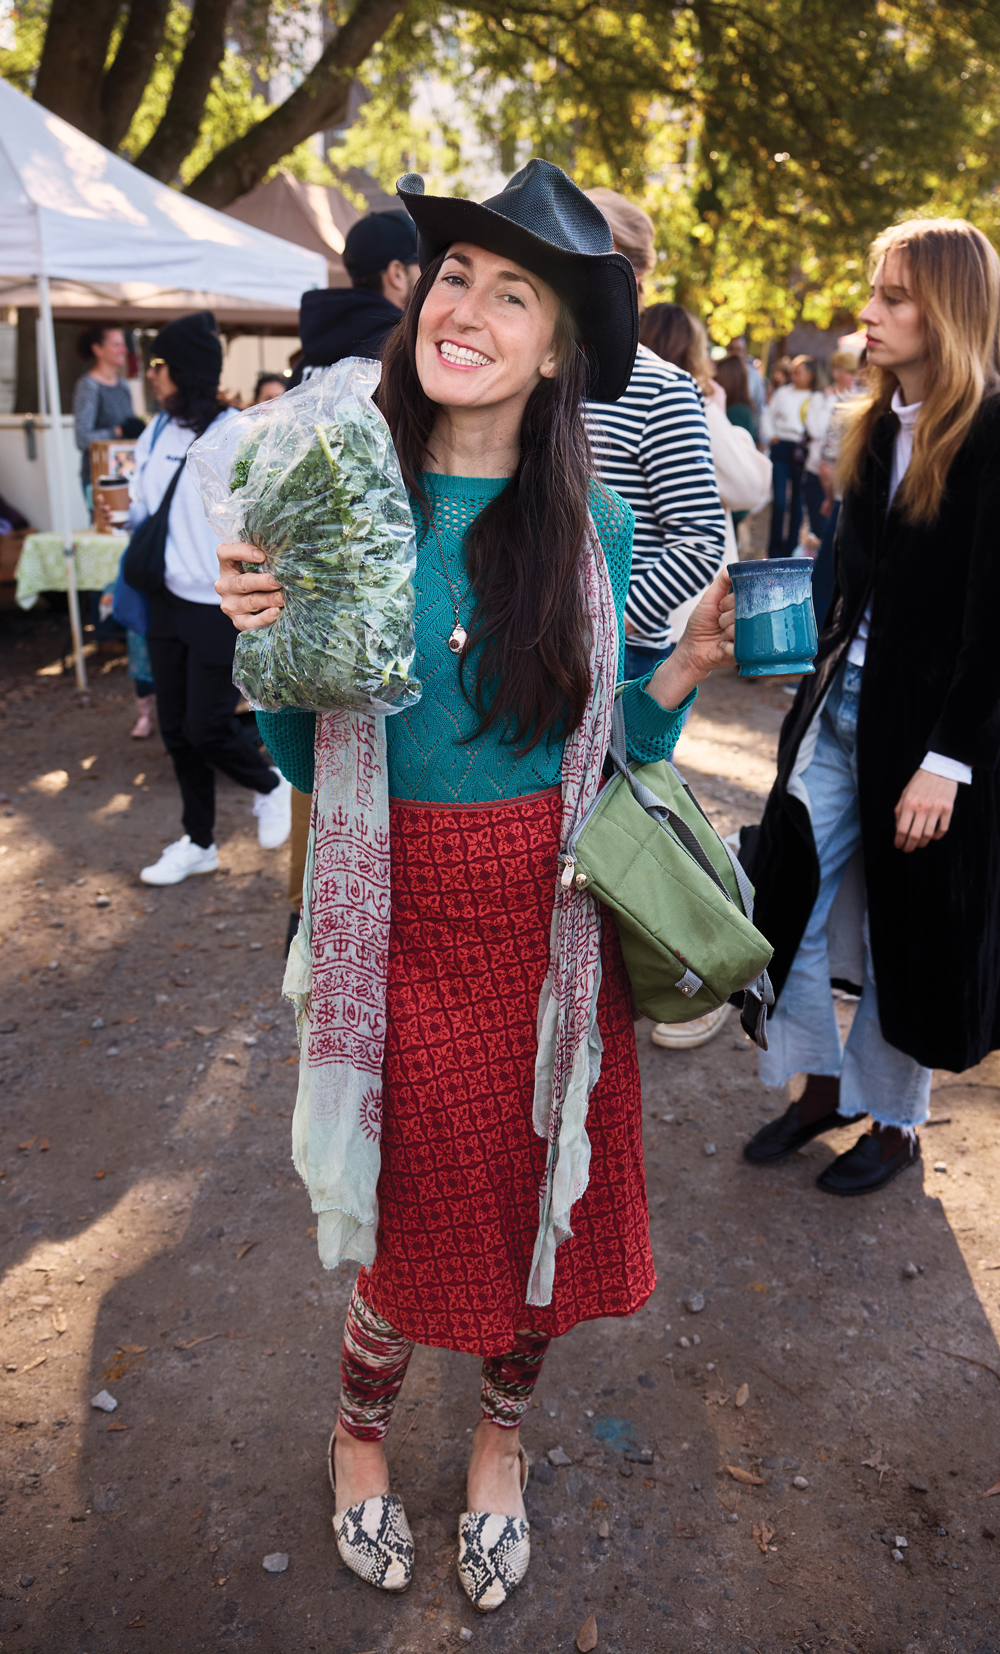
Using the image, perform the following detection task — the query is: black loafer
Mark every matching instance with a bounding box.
[816,1130,921,1196]
[743,1102,867,1164]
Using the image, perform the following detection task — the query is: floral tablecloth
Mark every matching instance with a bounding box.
[16,531,128,610]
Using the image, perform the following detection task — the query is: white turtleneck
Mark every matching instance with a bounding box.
[845,388,971,784]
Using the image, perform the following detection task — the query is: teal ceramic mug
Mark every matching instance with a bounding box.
[726,559,818,678]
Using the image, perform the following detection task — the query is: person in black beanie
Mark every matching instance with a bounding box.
[136,310,291,886]
[288,210,419,386]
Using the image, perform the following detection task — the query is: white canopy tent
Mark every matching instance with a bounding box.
[0,78,326,688]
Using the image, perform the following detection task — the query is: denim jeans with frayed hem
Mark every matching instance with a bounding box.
[758,662,932,1129]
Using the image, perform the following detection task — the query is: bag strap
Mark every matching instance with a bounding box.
[666,760,759,921]
[151,456,186,524]
[607,697,735,907]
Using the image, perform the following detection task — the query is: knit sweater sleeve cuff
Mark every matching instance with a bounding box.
[256,707,316,793]
[621,677,697,765]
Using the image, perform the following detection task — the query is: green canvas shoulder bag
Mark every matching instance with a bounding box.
[562,697,775,1048]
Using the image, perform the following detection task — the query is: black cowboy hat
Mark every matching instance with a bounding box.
[395,159,638,403]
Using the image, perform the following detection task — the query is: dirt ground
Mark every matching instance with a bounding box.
[1,606,998,1654]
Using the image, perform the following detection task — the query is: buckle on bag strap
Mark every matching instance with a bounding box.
[740,970,775,1050]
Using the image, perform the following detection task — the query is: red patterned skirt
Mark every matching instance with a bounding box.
[357,786,654,1357]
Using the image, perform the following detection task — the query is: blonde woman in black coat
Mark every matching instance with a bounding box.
[743,218,1000,1196]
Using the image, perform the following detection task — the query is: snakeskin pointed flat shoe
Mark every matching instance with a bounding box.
[457,1447,530,1612]
[328,1431,414,1592]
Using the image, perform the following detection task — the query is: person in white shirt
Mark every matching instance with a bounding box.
[760,355,820,556]
[133,312,291,885]
[801,377,832,536]
[742,218,1000,1196]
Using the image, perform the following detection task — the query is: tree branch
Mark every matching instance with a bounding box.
[33,0,126,138]
[134,0,232,183]
[183,0,409,209]
[100,0,173,151]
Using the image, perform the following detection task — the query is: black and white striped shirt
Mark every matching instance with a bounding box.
[586,346,727,650]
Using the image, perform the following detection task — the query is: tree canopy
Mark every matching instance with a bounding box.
[3,0,999,338]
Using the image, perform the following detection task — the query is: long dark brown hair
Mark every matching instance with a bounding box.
[714,354,751,411]
[164,380,227,438]
[379,251,596,751]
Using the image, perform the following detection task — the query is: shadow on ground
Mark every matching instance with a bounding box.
[2,615,998,1654]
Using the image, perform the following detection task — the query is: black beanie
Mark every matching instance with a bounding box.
[152,310,222,388]
[343,211,418,278]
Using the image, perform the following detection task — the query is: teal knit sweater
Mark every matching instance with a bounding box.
[256,472,695,800]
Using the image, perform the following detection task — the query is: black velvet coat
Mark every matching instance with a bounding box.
[748,396,1000,1073]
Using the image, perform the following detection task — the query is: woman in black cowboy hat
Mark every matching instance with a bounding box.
[215,160,736,1610]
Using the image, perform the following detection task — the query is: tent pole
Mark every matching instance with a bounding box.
[35,316,62,535]
[37,267,87,691]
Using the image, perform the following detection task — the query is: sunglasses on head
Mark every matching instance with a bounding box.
[148,357,168,370]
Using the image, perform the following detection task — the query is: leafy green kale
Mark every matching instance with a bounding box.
[227,392,420,714]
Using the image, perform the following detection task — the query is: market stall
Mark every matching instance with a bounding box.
[0,79,326,687]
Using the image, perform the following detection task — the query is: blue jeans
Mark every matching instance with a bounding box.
[624,640,673,682]
[758,662,932,1129]
[768,440,805,557]
[802,469,827,538]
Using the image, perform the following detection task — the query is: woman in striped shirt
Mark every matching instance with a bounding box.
[582,192,727,685]
[583,194,732,1056]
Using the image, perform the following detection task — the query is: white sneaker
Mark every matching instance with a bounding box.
[650,1002,733,1050]
[252,768,292,850]
[140,835,218,886]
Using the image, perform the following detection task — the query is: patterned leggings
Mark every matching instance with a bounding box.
[338,1284,551,1442]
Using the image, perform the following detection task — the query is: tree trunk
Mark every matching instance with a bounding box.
[134,0,232,184]
[33,0,126,138]
[100,0,173,152]
[183,0,408,209]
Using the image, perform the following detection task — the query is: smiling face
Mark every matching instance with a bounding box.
[414,243,563,415]
[93,328,127,374]
[860,251,927,379]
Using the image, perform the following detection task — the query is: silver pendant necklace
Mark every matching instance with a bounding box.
[427,507,472,655]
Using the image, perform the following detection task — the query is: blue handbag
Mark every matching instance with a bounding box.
[111,555,148,635]
[111,413,168,635]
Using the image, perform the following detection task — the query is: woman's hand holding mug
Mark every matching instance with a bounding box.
[215,543,284,631]
[646,569,735,712]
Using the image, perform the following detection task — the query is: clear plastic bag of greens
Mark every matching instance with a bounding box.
[188,357,421,715]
